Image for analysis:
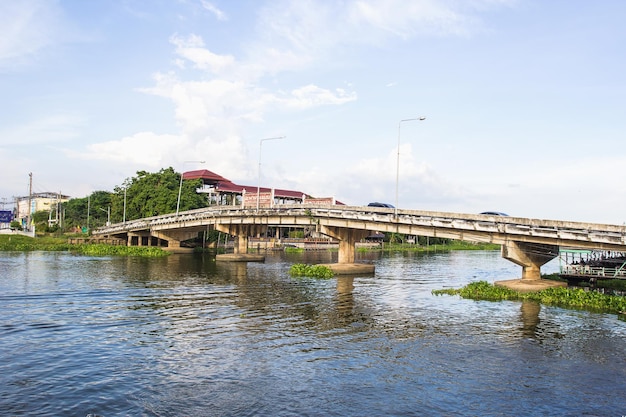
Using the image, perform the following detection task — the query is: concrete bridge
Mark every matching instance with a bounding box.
[92,205,626,290]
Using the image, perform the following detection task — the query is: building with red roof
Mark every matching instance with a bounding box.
[182,168,342,208]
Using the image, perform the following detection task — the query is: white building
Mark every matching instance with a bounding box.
[15,192,70,228]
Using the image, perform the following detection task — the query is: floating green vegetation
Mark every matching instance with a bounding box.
[0,235,168,257]
[433,281,626,315]
[284,246,304,253]
[71,244,169,257]
[0,235,70,251]
[289,263,334,279]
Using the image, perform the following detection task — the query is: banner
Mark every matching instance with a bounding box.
[303,197,335,205]
[243,191,273,208]
[0,210,13,223]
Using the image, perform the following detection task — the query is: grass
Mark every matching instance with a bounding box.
[0,234,70,251]
[433,280,626,315]
[284,246,305,253]
[0,234,169,257]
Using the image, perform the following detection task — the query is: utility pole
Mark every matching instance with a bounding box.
[27,172,32,231]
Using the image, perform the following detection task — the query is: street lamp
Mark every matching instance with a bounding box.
[395,116,426,217]
[257,136,286,211]
[123,186,127,223]
[177,160,205,214]
[99,206,110,226]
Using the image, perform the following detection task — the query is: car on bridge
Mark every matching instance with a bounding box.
[479,211,509,216]
[368,202,395,208]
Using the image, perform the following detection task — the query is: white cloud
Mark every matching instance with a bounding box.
[170,34,235,74]
[0,0,64,70]
[200,1,228,21]
[339,143,467,205]
[280,85,357,109]
[0,113,83,145]
[66,132,184,167]
[254,0,509,57]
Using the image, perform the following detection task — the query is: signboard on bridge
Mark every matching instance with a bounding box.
[243,192,274,208]
[303,197,336,205]
[0,210,13,223]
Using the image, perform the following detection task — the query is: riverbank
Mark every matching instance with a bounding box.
[0,235,168,257]
[377,241,500,252]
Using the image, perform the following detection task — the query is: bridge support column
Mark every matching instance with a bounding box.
[319,226,374,275]
[497,241,566,292]
[151,230,198,253]
[214,224,265,262]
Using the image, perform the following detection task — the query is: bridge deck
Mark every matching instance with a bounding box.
[93,204,626,251]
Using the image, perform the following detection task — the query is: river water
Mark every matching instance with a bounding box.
[1,249,625,416]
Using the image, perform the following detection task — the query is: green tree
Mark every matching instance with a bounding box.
[88,191,113,229]
[31,210,53,233]
[110,167,208,222]
[54,167,209,231]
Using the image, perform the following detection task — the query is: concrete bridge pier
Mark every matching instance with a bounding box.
[152,230,199,253]
[496,241,566,292]
[319,226,375,275]
[214,224,265,262]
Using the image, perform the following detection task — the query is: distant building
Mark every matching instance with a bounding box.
[183,169,344,208]
[16,192,70,229]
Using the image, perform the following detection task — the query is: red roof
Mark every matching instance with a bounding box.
[274,188,309,199]
[184,168,334,202]
[215,182,263,193]
[182,169,229,184]
[214,182,309,199]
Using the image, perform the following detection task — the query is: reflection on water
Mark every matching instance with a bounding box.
[520,300,541,337]
[0,250,625,416]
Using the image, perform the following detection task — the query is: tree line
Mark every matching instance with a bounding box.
[30,167,207,233]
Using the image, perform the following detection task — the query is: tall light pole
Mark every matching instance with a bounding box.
[123,185,127,224]
[177,160,205,214]
[257,136,286,211]
[99,206,110,226]
[395,116,426,217]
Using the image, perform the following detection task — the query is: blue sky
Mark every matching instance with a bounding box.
[1,0,625,224]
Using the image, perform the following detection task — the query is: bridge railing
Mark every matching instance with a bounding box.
[92,204,626,249]
[561,264,626,279]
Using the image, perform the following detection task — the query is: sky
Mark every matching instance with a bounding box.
[1,0,625,225]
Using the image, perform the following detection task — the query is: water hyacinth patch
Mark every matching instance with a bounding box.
[72,244,169,257]
[289,263,334,279]
[433,281,626,315]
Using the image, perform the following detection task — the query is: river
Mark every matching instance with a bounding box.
[1,249,625,416]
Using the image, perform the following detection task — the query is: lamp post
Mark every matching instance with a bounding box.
[257,136,286,211]
[177,160,205,214]
[99,206,110,226]
[123,186,127,224]
[395,116,426,217]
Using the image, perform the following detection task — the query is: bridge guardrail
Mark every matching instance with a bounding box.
[92,204,626,249]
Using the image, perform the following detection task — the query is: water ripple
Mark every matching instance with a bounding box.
[0,251,624,416]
